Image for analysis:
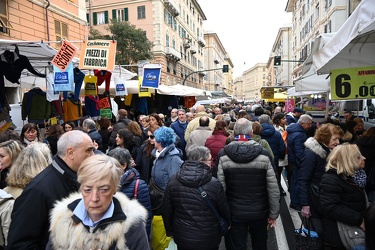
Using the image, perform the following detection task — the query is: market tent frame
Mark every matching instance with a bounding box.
[313,0,375,74]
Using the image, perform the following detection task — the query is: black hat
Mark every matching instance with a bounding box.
[293,107,304,113]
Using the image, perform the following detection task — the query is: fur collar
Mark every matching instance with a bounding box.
[304,137,327,159]
[49,192,147,249]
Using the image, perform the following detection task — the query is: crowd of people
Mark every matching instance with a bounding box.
[0,102,374,250]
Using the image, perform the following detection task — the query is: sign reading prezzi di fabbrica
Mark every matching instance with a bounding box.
[331,66,375,100]
[79,40,117,70]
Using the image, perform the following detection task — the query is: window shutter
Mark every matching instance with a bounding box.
[86,13,89,23]
[124,8,128,21]
[62,23,68,37]
[112,9,116,20]
[54,20,61,34]
[104,11,109,24]
[93,12,97,25]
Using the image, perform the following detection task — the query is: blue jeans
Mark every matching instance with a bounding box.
[225,218,268,250]
[290,163,301,209]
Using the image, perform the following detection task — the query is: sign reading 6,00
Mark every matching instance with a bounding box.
[330,67,375,100]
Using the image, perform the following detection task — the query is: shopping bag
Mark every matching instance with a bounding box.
[295,217,319,250]
[165,238,178,250]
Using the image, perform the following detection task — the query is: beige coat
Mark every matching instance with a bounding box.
[0,189,14,247]
[184,112,216,141]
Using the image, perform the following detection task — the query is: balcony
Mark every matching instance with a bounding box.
[164,0,179,17]
[165,47,181,61]
[198,36,206,47]
[183,38,191,48]
[213,58,219,64]
[190,45,197,54]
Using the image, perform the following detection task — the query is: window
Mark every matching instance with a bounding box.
[55,20,69,43]
[112,8,128,22]
[93,11,108,25]
[0,0,13,33]
[137,6,146,19]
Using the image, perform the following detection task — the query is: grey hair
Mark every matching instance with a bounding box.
[83,118,96,130]
[186,145,210,161]
[57,130,86,157]
[298,114,313,124]
[234,118,252,136]
[259,114,272,124]
[177,109,186,114]
[107,147,132,169]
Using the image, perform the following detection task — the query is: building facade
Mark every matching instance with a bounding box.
[242,63,267,101]
[87,0,220,90]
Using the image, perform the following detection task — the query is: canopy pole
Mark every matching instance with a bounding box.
[326,91,330,119]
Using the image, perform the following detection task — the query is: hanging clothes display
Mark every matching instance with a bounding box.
[21,87,51,124]
[63,96,83,123]
[62,67,85,101]
[0,47,46,107]
[85,95,100,118]
[53,63,74,92]
[94,69,112,93]
[84,73,98,96]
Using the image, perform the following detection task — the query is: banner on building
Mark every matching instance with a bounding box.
[79,40,117,70]
[51,40,77,72]
[330,66,375,100]
[141,64,161,89]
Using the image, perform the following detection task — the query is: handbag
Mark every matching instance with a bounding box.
[198,186,229,236]
[149,178,164,215]
[295,217,319,250]
[310,184,322,215]
[336,221,365,250]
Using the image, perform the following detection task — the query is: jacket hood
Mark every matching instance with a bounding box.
[261,123,276,137]
[120,168,140,186]
[224,140,263,163]
[153,144,183,158]
[176,160,212,188]
[304,137,329,159]
[286,122,305,134]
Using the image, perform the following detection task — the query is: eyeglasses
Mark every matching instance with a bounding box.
[147,135,155,139]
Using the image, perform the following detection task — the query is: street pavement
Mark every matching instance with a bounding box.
[218,176,302,250]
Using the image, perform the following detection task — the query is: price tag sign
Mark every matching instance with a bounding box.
[330,67,375,100]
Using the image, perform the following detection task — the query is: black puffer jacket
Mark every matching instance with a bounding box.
[319,169,367,247]
[162,161,230,250]
[217,140,280,222]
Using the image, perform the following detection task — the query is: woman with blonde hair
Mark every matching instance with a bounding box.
[319,144,367,249]
[46,154,149,250]
[4,142,52,198]
[0,140,24,189]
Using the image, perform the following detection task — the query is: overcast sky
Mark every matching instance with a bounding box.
[197,0,292,77]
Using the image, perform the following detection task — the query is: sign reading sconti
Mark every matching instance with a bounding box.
[51,40,77,72]
[79,40,117,70]
[330,66,375,100]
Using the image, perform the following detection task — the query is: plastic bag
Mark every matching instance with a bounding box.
[165,238,177,250]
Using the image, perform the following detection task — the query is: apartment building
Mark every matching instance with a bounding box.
[268,25,293,87]
[285,0,360,79]
[1,0,88,46]
[242,63,267,100]
[87,0,211,89]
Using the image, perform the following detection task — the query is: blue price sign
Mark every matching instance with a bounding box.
[330,67,375,100]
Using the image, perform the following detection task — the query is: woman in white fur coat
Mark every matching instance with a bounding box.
[46,154,149,250]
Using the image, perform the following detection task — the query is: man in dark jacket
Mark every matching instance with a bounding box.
[286,114,313,211]
[6,130,95,250]
[217,118,280,250]
[170,109,189,159]
[163,145,231,250]
[286,107,304,125]
[83,118,103,152]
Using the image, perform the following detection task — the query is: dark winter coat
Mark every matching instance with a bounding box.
[298,137,330,214]
[356,135,375,191]
[135,143,154,184]
[170,120,188,159]
[162,161,230,250]
[286,122,307,165]
[319,169,367,247]
[98,128,110,153]
[260,123,286,168]
[6,156,80,249]
[217,140,280,222]
[119,168,152,236]
[46,136,58,156]
[88,128,103,152]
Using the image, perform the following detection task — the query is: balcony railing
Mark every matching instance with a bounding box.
[198,36,206,47]
[165,47,181,61]
[164,0,179,17]
[190,45,197,54]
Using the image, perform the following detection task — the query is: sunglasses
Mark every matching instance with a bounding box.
[147,135,155,139]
